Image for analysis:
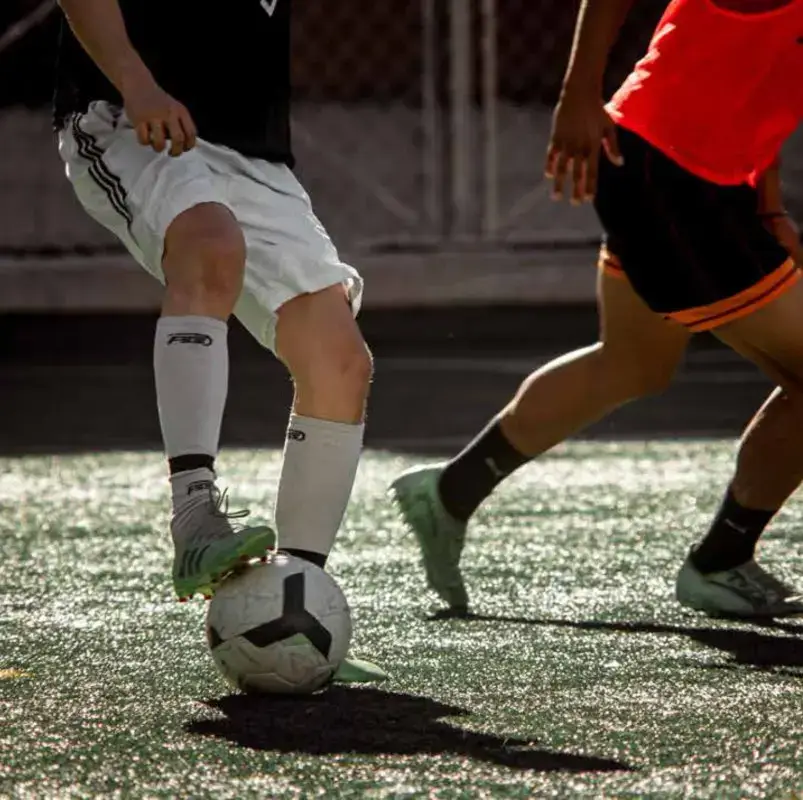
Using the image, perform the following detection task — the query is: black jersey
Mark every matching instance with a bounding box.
[53,0,293,165]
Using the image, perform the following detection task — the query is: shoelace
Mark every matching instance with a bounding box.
[206,486,250,538]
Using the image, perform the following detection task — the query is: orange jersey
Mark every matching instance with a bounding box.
[607,0,803,185]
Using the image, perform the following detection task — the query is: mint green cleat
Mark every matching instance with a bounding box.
[333,657,388,684]
[171,485,276,601]
[389,464,469,611]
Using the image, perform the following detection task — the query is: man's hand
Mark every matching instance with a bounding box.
[122,72,197,156]
[764,213,803,267]
[58,0,197,157]
[545,89,623,205]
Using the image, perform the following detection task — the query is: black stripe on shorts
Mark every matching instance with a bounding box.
[70,113,133,229]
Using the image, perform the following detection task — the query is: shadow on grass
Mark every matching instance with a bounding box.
[429,610,803,670]
[185,686,633,773]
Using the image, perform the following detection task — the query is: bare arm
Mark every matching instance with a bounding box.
[756,156,784,216]
[756,156,803,264]
[561,0,637,98]
[58,0,153,95]
[546,0,636,203]
[58,0,197,155]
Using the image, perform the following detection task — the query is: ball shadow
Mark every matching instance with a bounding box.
[185,685,633,773]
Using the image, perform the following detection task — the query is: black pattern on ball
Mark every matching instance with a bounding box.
[211,571,332,658]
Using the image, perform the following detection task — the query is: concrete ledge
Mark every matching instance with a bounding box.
[0,247,598,312]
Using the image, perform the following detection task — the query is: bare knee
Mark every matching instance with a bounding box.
[293,337,373,422]
[277,288,373,422]
[312,338,374,399]
[162,203,246,318]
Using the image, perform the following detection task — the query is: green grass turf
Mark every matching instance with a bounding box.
[2,442,803,798]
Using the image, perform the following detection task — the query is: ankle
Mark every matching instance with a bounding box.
[170,467,216,512]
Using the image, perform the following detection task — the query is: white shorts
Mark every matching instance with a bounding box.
[58,101,363,352]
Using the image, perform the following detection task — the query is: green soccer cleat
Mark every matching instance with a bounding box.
[676,550,803,619]
[171,484,276,601]
[333,657,388,684]
[389,463,469,611]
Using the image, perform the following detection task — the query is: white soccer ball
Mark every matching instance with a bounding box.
[205,553,352,694]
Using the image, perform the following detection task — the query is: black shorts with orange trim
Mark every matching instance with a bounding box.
[593,126,799,332]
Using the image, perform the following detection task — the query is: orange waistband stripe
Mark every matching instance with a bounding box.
[669,258,800,332]
[598,246,626,278]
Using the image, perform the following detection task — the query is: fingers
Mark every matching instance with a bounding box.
[602,125,624,167]
[547,107,624,203]
[135,121,151,148]
[167,107,198,156]
[546,142,590,203]
[135,120,167,152]
[571,153,586,205]
[546,139,573,200]
[544,143,559,179]
[180,110,198,152]
[550,150,569,201]
[549,137,621,203]
[584,149,600,202]
[166,113,186,157]
[148,119,167,153]
[136,106,197,156]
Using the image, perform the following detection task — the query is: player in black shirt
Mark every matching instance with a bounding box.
[54,0,293,163]
[55,0,382,681]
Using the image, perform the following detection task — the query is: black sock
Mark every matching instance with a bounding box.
[437,419,530,523]
[690,487,775,574]
[169,453,215,475]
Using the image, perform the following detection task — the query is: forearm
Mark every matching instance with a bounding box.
[756,156,784,215]
[561,0,638,97]
[58,0,152,93]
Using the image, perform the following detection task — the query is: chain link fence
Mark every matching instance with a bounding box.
[483,0,664,244]
[289,0,442,250]
[1,1,802,264]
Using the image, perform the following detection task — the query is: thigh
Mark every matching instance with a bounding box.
[219,156,364,353]
[59,101,232,278]
[713,276,803,390]
[597,268,690,375]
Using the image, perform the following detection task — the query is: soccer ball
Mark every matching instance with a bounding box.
[205,553,352,694]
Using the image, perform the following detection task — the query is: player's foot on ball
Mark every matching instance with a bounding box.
[389,464,469,611]
[333,656,388,684]
[171,483,276,601]
[675,550,803,618]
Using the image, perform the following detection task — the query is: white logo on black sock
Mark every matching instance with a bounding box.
[724,519,749,535]
[485,457,505,479]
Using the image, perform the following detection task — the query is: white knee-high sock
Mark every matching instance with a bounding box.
[275,413,364,566]
[154,316,228,508]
